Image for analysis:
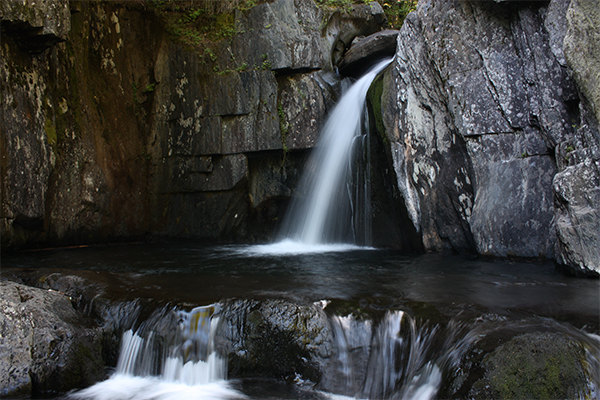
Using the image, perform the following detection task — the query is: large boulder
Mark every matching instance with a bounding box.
[338,30,400,78]
[215,298,333,384]
[470,332,595,399]
[0,281,105,397]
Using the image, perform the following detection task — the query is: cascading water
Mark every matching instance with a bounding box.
[69,305,241,400]
[52,55,599,400]
[324,311,480,400]
[278,58,392,247]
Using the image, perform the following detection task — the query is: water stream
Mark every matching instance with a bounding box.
[3,243,599,399]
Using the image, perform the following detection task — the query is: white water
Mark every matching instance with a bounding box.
[235,238,374,256]
[66,60,470,400]
[277,58,392,249]
[69,305,242,400]
[325,311,479,400]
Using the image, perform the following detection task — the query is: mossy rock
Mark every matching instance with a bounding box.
[217,299,332,384]
[470,332,592,399]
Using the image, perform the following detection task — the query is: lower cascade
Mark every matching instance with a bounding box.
[67,300,599,400]
[69,304,471,400]
[69,305,240,400]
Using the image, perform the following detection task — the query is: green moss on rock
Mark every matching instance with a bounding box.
[366,71,386,142]
[44,117,57,147]
[471,332,592,399]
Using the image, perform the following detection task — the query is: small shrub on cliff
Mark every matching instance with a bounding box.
[383,0,417,29]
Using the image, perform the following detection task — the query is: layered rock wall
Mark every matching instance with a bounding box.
[1,0,387,248]
[3,0,598,275]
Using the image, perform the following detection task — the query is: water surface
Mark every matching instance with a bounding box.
[3,241,598,331]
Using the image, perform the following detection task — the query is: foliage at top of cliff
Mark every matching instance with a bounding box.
[148,0,416,47]
[315,0,417,29]
[381,0,417,29]
[147,0,265,45]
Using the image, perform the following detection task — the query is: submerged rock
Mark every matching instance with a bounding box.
[215,298,333,384]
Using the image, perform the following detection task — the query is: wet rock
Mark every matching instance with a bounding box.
[278,71,343,150]
[324,2,388,69]
[379,5,477,253]
[159,154,248,193]
[1,0,391,248]
[145,0,386,242]
[215,298,333,384]
[470,332,594,399]
[338,30,400,78]
[553,150,600,277]
[0,33,55,248]
[366,71,424,251]
[554,0,600,275]
[231,0,325,72]
[0,281,105,397]
[564,0,600,125]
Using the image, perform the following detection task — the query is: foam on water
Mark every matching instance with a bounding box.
[234,239,375,256]
[67,374,242,400]
[67,305,244,400]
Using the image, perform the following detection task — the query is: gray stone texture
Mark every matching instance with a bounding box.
[555,0,600,275]
[338,29,400,78]
[215,298,333,383]
[381,0,599,273]
[0,281,105,397]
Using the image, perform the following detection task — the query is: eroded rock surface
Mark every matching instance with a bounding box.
[1,0,388,248]
[377,0,599,274]
[216,298,333,383]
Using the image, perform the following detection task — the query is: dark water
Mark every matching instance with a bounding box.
[2,241,599,399]
[3,241,598,330]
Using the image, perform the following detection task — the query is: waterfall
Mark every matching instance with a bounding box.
[68,304,241,400]
[279,58,392,246]
[114,304,227,384]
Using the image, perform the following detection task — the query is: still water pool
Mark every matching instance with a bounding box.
[4,241,598,326]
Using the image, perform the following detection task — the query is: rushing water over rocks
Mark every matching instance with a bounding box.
[68,305,239,400]
[2,243,599,399]
[2,58,598,400]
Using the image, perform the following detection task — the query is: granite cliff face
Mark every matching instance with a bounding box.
[1,0,387,247]
[374,0,599,275]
